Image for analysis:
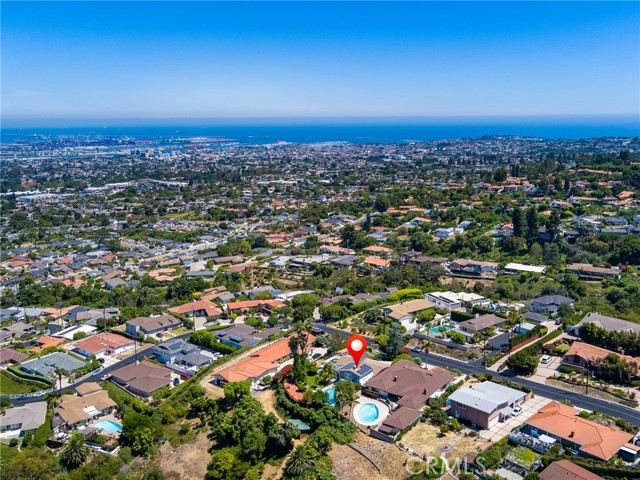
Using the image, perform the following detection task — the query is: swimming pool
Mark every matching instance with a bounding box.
[358,403,380,423]
[325,386,335,405]
[431,325,453,335]
[94,420,122,433]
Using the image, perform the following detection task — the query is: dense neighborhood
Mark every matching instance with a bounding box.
[1,134,640,480]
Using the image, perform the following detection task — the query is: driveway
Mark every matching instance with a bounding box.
[529,356,562,384]
[479,395,551,442]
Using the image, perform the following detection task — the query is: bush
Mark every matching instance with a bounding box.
[451,311,474,322]
[6,366,52,387]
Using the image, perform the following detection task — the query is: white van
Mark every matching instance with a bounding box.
[540,355,551,364]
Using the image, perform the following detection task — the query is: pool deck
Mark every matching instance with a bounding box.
[89,413,122,437]
[351,397,390,428]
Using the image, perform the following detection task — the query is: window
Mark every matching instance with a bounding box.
[457,402,466,409]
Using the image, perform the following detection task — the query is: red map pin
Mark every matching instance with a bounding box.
[346,334,367,368]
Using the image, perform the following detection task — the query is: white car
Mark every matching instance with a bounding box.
[540,355,551,364]
[100,373,112,381]
[512,407,523,416]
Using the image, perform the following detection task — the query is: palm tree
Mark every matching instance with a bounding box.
[320,363,336,384]
[60,432,89,469]
[421,340,432,363]
[284,445,317,477]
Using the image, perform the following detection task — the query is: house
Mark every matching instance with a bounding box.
[363,246,395,257]
[20,351,86,377]
[215,333,315,385]
[522,401,637,461]
[0,401,48,437]
[30,335,65,353]
[364,360,455,409]
[561,341,638,373]
[168,299,223,318]
[450,259,500,278]
[425,291,490,311]
[153,338,212,368]
[525,295,574,315]
[110,360,173,397]
[362,256,393,270]
[365,360,455,439]
[566,263,620,281]
[53,383,117,429]
[0,347,29,365]
[73,332,135,359]
[446,381,527,429]
[504,263,547,275]
[457,314,507,334]
[337,362,374,385]
[125,314,182,337]
[383,299,436,331]
[434,227,455,239]
[407,255,447,267]
[539,460,605,480]
[215,324,262,349]
[523,312,549,325]
[569,312,640,336]
[226,299,287,315]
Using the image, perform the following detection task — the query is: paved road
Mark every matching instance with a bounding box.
[318,323,640,426]
[8,331,194,407]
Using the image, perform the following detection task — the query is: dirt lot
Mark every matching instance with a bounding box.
[400,422,488,460]
[255,389,284,420]
[330,431,409,480]
[157,430,214,480]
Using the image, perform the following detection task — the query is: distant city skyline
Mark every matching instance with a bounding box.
[2,1,639,125]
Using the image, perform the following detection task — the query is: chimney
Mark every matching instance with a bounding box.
[475,313,479,318]
[393,376,398,382]
[569,431,575,438]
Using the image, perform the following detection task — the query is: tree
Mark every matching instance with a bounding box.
[284,445,318,477]
[529,242,543,264]
[512,208,525,238]
[547,210,561,242]
[615,235,640,264]
[505,352,538,375]
[208,448,237,480]
[241,428,267,463]
[333,380,357,413]
[61,432,90,469]
[3,447,60,480]
[526,206,539,245]
[223,380,251,404]
[132,427,155,456]
[542,243,560,265]
[385,323,407,360]
[493,167,508,183]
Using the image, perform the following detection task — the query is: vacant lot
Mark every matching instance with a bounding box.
[330,431,408,480]
[400,422,488,460]
[157,429,214,480]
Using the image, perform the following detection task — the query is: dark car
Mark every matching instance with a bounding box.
[173,377,180,386]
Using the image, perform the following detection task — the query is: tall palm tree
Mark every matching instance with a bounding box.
[421,340,432,363]
[60,432,89,469]
[284,445,317,477]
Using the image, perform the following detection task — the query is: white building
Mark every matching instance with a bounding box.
[425,291,490,311]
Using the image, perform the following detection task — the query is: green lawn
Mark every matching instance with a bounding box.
[0,370,41,394]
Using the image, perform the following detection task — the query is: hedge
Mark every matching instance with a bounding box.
[451,311,474,322]
[1,369,50,389]
[7,366,53,387]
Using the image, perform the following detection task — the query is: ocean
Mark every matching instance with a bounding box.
[1,119,639,144]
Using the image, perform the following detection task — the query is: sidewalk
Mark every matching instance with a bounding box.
[486,323,560,372]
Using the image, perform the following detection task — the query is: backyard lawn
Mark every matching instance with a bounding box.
[400,421,488,459]
[0,370,41,394]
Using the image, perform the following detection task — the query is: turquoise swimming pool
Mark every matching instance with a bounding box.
[95,420,122,433]
[357,403,380,423]
[431,325,453,335]
[325,386,335,405]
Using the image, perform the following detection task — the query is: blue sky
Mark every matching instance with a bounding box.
[1,1,639,124]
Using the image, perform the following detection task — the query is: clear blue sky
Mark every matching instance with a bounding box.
[2,1,639,124]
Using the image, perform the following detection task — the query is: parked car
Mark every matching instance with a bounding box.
[92,367,104,376]
[173,378,180,386]
[100,373,111,381]
[512,407,523,416]
[540,355,551,364]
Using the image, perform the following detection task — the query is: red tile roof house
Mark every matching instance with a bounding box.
[72,332,136,359]
[225,299,286,315]
[168,299,223,318]
[521,401,638,462]
[561,341,640,374]
[540,460,605,480]
[110,360,173,397]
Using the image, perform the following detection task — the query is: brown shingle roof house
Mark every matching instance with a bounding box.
[111,360,172,397]
[540,460,605,480]
[523,401,635,461]
[54,384,117,428]
[457,314,507,334]
[364,359,455,409]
